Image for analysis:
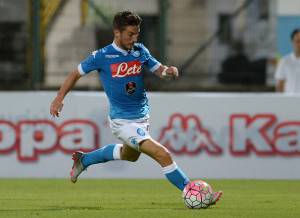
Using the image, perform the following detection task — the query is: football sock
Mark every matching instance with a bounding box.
[162,162,190,191]
[81,144,122,168]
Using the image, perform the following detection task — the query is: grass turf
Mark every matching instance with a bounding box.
[0,179,300,218]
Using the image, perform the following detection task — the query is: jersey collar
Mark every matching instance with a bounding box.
[112,41,130,56]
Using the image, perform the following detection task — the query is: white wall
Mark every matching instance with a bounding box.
[93,0,158,15]
[277,0,300,15]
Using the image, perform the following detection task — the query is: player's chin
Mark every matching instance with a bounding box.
[126,44,134,50]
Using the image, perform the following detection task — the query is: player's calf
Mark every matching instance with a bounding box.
[140,139,190,190]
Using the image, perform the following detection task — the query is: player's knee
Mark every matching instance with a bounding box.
[120,151,140,162]
[126,155,139,162]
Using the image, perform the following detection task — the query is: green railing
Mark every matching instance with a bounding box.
[30,0,64,89]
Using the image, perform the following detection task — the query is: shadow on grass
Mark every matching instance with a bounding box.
[0,205,216,212]
[0,206,103,212]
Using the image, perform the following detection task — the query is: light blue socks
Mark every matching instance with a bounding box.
[163,162,190,191]
[81,144,122,168]
[81,144,189,191]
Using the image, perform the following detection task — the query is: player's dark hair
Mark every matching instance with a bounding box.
[291,28,300,40]
[113,11,142,31]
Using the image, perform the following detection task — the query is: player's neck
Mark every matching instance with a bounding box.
[113,40,128,52]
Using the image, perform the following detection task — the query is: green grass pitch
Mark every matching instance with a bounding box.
[0,179,300,218]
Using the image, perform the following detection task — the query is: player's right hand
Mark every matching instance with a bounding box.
[50,97,64,117]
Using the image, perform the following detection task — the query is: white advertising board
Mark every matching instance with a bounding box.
[0,92,300,179]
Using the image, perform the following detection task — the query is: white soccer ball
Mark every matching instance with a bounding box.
[182,180,213,209]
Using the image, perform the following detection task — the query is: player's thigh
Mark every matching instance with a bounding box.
[139,138,172,166]
[110,118,150,151]
[121,144,141,162]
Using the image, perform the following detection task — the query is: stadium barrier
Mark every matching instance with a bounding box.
[0,91,300,179]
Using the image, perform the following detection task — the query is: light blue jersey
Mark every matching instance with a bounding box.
[78,42,160,119]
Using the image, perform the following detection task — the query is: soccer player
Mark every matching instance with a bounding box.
[50,11,222,205]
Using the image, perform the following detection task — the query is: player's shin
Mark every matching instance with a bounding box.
[81,144,122,168]
[162,162,190,191]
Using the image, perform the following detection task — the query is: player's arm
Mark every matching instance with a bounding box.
[140,43,178,80]
[276,79,285,92]
[50,49,102,117]
[154,65,179,80]
[50,69,82,117]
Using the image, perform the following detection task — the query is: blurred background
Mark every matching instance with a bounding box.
[1,0,298,92]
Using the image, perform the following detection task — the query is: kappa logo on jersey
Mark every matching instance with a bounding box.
[92,50,98,58]
[110,60,142,78]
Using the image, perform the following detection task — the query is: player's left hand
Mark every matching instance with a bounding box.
[162,66,179,80]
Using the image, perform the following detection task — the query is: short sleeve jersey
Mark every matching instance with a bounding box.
[78,42,160,119]
[275,53,300,93]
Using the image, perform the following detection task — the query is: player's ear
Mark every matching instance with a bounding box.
[114,29,121,38]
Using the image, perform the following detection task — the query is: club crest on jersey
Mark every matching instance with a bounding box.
[110,60,142,78]
[137,128,146,136]
[132,50,140,57]
[126,81,136,95]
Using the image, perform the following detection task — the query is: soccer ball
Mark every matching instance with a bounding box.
[182,180,213,209]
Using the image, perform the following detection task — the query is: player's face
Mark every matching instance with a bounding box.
[115,25,140,50]
[292,32,300,55]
